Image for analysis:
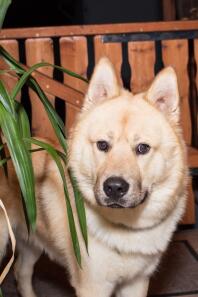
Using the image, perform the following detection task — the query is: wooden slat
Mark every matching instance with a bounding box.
[128,41,155,93]
[0,21,198,39]
[181,177,195,225]
[9,61,84,107]
[30,69,84,107]
[188,146,198,168]
[25,38,55,140]
[0,40,21,101]
[162,39,191,145]
[195,40,198,91]
[162,40,194,225]
[193,39,198,147]
[59,36,88,130]
[162,0,176,21]
[94,35,122,85]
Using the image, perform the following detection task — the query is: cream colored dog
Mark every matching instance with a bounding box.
[0,57,187,297]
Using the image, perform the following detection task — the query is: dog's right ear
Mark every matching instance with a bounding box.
[83,57,120,110]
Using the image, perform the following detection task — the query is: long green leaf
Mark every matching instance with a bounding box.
[0,156,10,166]
[0,104,36,230]
[0,287,3,297]
[0,45,90,264]
[0,0,12,28]
[28,79,67,154]
[68,169,88,252]
[0,80,16,116]
[0,46,86,155]
[0,49,66,137]
[0,46,24,73]
[15,101,31,150]
[0,50,67,152]
[24,137,81,266]
[0,135,7,176]
[11,61,88,101]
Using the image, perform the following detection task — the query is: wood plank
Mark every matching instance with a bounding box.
[188,40,198,148]
[162,0,176,21]
[194,39,198,137]
[25,38,55,140]
[162,40,194,225]
[162,39,191,145]
[11,61,84,107]
[195,39,198,91]
[188,146,198,168]
[128,41,155,93]
[0,40,21,101]
[59,36,88,130]
[0,20,198,39]
[181,177,195,225]
[94,35,122,85]
[30,69,84,107]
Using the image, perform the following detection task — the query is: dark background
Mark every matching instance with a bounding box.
[3,0,163,28]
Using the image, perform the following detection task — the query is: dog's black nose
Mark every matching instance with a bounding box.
[103,177,129,200]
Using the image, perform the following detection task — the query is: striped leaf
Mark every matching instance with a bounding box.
[0,0,12,28]
[68,169,88,252]
[24,137,82,266]
[0,103,36,230]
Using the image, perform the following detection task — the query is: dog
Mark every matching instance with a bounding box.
[0,57,187,297]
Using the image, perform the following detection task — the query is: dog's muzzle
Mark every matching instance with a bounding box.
[95,176,149,208]
[103,176,129,208]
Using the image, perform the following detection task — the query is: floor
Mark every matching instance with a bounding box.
[1,228,198,297]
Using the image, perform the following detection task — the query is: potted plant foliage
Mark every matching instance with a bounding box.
[0,2,88,295]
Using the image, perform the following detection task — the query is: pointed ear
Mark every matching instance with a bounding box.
[83,57,120,110]
[146,67,180,122]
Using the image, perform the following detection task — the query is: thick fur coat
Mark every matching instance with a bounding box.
[0,58,187,297]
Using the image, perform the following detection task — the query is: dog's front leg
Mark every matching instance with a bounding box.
[116,278,149,297]
[76,284,114,297]
[14,239,42,297]
[74,276,114,297]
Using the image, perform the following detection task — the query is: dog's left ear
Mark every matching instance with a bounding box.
[83,57,120,110]
[146,67,180,122]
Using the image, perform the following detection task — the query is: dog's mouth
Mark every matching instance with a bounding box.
[99,191,149,209]
[107,203,125,208]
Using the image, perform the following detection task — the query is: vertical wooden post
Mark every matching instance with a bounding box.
[59,36,88,131]
[25,38,55,140]
[128,41,155,93]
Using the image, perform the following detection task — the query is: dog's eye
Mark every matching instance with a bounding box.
[136,143,150,155]
[97,140,110,152]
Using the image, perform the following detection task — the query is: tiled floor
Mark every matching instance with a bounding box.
[149,229,198,297]
[1,229,198,297]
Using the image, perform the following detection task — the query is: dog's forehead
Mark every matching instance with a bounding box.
[91,94,159,123]
[87,94,165,141]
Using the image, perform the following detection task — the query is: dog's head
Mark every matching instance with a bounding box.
[69,57,186,227]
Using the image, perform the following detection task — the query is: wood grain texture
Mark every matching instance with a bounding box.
[188,146,198,168]
[25,38,55,140]
[162,0,176,21]
[181,177,195,225]
[94,35,122,85]
[0,20,198,39]
[162,40,196,225]
[0,40,21,101]
[194,39,198,92]
[0,25,196,225]
[162,39,191,145]
[128,41,155,93]
[59,36,88,130]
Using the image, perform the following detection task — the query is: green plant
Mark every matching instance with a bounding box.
[0,0,11,28]
[0,45,88,276]
[0,3,88,293]
[0,45,88,260]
